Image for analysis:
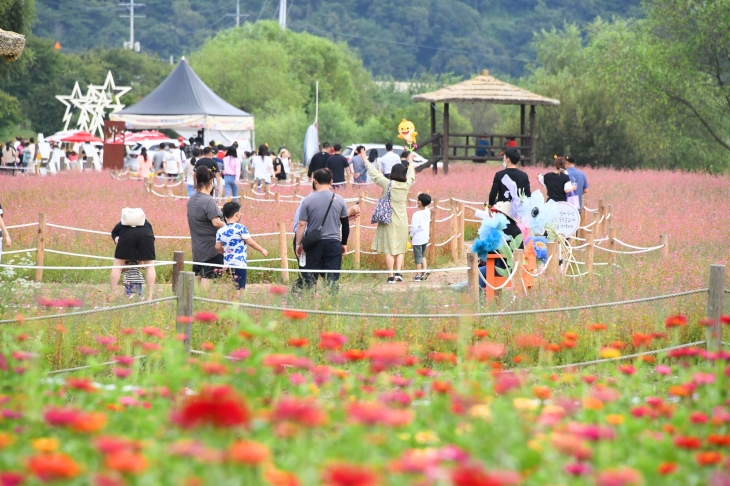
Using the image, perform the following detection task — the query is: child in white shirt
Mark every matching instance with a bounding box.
[215,202,268,297]
[409,193,432,281]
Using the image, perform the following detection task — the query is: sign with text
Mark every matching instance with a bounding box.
[554,202,581,236]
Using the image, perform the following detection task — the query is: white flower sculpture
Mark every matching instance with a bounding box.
[517,190,558,235]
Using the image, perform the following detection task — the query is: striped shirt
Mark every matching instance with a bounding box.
[123,264,145,284]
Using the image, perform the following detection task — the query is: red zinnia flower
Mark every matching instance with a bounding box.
[319,332,347,350]
[171,385,250,429]
[0,472,24,486]
[263,354,300,374]
[366,342,407,371]
[44,407,81,427]
[673,436,702,449]
[595,467,642,486]
[322,463,378,486]
[373,329,395,339]
[27,453,81,481]
[105,452,148,474]
[287,338,309,348]
[467,342,505,362]
[272,396,327,427]
[452,464,521,486]
[657,462,677,475]
[347,401,413,427]
[141,327,165,338]
[269,285,288,295]
[473,329,489,339]
[343,350,366,361]
[194,311,218,323]
[65,377,97,393]
[665,315,687,328]
[283,310,308,320]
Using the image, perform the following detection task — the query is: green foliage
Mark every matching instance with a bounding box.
[32,0,643,78]
[0,90,22,137]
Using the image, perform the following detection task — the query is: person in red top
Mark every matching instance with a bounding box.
[506,137,518,148]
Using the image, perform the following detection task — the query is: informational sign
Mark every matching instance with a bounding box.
[38,142,51,160]
[554,202,581,236]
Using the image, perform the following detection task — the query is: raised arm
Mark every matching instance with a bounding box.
[405,154,416,187]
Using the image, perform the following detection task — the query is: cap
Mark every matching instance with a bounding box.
[178,136,184,142]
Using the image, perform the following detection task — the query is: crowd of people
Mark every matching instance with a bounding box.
[2,137,101,174]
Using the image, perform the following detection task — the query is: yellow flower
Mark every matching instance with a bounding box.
[468,404,492,421]
[307,384,320,396]
[397,433,411,441]
[606,414,625,425]
[561,373,575,384]
[513,398,540,411]
[32,437,60,452]
[415,431,439,445]
[455,423,473,435]
[600,347,621,359]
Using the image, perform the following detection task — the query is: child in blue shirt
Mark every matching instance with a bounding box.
[215,202,268,296]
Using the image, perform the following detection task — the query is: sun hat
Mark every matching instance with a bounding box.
[491,201,515,221]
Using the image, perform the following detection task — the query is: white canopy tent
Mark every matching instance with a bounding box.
[111,59,253,150]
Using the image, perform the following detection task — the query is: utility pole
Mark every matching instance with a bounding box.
[279,0,287,29]
[119,0,145,52]
[225,0,248,27]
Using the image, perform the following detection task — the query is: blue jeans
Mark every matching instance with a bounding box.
[224,175,239,199]
[187,184,195,197]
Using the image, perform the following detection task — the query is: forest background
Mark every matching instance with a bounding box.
[1,0,729,171]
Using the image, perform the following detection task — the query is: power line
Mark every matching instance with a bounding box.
[289,23,531,64]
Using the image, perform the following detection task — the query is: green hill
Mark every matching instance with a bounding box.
[33,0,642,77]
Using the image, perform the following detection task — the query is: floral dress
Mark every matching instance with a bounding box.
[367,162,416,255]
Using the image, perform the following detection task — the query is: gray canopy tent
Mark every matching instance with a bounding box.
[111,59,254,148]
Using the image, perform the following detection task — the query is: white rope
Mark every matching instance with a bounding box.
[476,260,519,291]
[521,255,553,277]
[47,223,108,235]
[435,213,455,223]
[580,219,598,229]
[247,258,286,263]
[184,260,469,274]
[613,239,666,251]
[583,206,598,213]
[435,235,455,247]
[1,248,37,255]
[6,223,39,229]
[594,245,664,255]
[194,288,707,319]
[0,261,174,270]
[48,356,147,376]
[452,198,485,205]
[243,196,277,202]
[465,218,481,223]
[45,249,116,260]
[571,243,589,250]
[0,297,177,324]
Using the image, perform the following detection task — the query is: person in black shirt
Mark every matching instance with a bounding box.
[539,156,572,202]
[194,147,220,196]
[308,142,331,180]
[325,143,351,189]
[273,153,287,182]
[488,148,531,206]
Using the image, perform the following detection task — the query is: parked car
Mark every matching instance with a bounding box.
[341,144,432,168]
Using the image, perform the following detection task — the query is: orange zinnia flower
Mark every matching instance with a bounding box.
[283,310,308,320]
[28,453,81,481]
[674,436,702,449]
[588,323,607,332]
[228,440,270,465]
[696,451,723,466]
[665,315,687,328]
[71,412,107,433]
[473,329,489,339]
[532,386,551,400]
[265,467,300,486]
[287,338,309,348]
[105,452,148,474]
[657,462,677,475]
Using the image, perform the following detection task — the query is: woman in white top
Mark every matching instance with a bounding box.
[247,144,273,190]
[184,148,200,197]
[278,148,291,180]
[222,146,241,199]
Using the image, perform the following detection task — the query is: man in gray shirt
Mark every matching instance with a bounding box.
[152,143,166,175]
[294,168,350,292]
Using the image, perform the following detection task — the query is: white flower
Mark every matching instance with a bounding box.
[517,190,558,235]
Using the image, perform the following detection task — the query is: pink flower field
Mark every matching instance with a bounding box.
[0,165,729,485]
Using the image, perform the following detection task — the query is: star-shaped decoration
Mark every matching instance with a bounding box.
[55,71,132,138]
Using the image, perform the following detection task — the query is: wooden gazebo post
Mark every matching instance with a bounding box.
[411,70,559,172]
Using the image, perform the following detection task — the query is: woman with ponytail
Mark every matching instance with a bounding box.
[538,156,573,202]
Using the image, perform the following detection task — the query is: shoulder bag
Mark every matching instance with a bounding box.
[371,182,393,225]
[300,193,336,253]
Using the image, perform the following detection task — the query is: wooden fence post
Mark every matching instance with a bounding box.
[547,241,558,278]
[577,209,587,240]
[467,252,480,303]
[354,205,361,270]
[346,179,351,190]
[294,176,300,196]
[458,202,465,257]
[706,264,726,351]
[176,271,194,354]
[450,200,458,263]
[428,205,437,265]
[35,213,46,283]
[584,211,594,238]
[586,232,595,274]
[608,227,617,265]
[278,222,289,283]
[660,234,669,257]
[171,251,184,293]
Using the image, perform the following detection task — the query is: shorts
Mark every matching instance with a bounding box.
[231,268,247,290]
[166,173,179,179]
[193,254,224,279]
[114,227,156,261]
[413,244,427,265]
[124,283,143,296]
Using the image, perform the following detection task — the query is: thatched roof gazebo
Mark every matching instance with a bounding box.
[412,70,559,173]
[0,29,25,62]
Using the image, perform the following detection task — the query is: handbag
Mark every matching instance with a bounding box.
[121,208,146,227]
[371,182,393,224]
[300,193,335,253]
